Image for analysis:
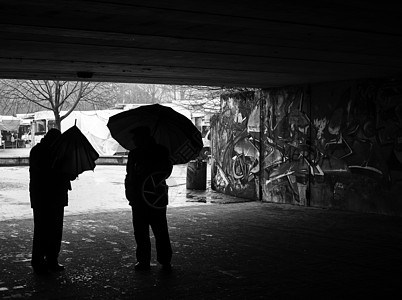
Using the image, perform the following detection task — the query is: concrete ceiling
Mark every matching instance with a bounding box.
[1,1,402,88]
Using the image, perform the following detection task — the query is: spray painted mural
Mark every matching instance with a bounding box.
[260,87,322,205]
[307,81,402,214]
[211,79,402,215]
[210,92,260,199]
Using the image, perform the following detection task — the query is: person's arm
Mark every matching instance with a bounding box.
[125,151,138,201]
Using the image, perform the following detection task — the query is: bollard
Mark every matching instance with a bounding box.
[186,160,207,190]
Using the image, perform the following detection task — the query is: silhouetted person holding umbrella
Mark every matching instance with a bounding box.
[29,128,75,275]
[125,126,173,271]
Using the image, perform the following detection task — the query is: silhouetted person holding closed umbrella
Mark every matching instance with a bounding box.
[125,126,173,271]
[29,128,75,275]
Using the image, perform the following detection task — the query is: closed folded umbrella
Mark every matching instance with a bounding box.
[107,104,203,165]
[51,125,99,177]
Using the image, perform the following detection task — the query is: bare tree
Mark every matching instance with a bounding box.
[164,85,253,114]
[136,84,170,103]
[0,79,118,129]
[115,83,154,104]
[130,84,254,113]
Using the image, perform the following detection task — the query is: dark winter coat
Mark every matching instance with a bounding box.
[29,139,72,208]
[125,139,173,207]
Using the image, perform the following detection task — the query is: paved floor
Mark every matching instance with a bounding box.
[1,148,402,299]
[1,201,402,299]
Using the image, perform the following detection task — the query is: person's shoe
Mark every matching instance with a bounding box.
[47,262,65,272]
[32,260,49,276]
[134,262,150,271]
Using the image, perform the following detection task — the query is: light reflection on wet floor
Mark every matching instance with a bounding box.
[0,165,217,221]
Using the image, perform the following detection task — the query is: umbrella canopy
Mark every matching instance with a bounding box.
[51,125,100,177]
[107,104,203,164]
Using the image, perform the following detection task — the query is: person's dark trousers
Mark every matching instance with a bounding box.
[32,205,64,266]
[131,205,172,265]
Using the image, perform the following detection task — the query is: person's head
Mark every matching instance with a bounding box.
[131,126,151,148]
[42,128,61,145]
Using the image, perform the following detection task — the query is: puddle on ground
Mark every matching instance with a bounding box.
[185,193,207,203]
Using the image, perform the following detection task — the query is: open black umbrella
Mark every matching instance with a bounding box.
[107,104,203,164]
[51,125,99,177]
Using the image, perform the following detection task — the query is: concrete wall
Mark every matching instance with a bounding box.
[211,79,402,216]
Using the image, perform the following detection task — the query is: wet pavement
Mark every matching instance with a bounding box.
[2,202,402,299]
[0,164,246,222]
[0,147,243,221]
[1,148,402,299]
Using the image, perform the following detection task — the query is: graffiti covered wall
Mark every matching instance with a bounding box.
[210,92,260,200]
[259,87,317,205]
[308,80,402,214]
[211,79,402,215]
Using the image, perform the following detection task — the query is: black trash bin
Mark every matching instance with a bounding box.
[186,159,207,190]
